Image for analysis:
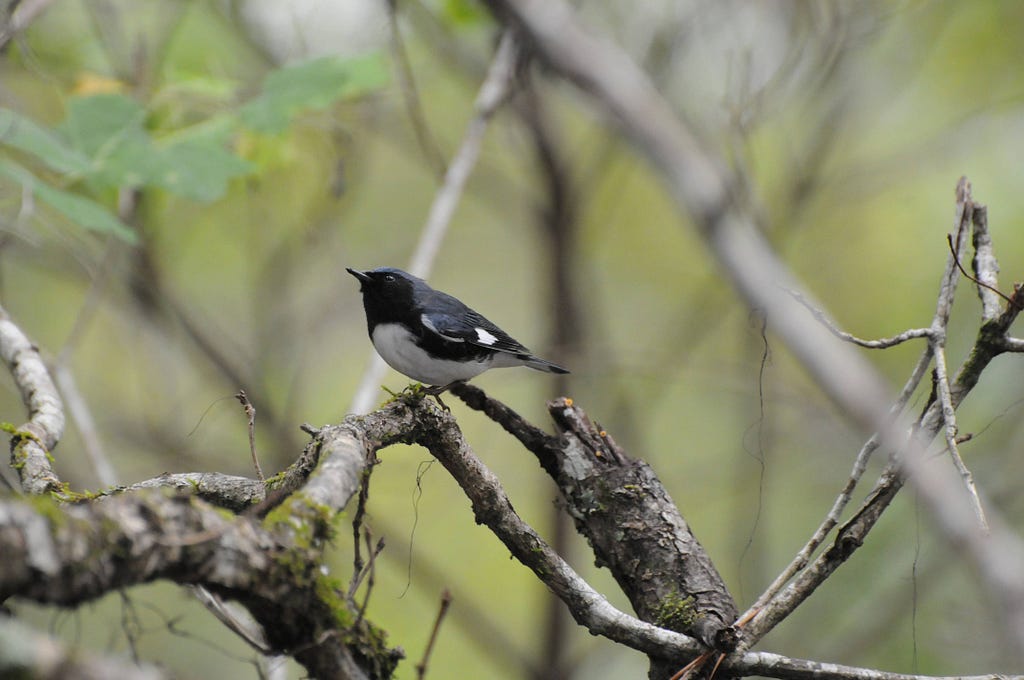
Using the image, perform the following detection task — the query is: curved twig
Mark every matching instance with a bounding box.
[0,303,64,495]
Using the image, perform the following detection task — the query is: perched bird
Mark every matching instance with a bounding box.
[347,267,569,396]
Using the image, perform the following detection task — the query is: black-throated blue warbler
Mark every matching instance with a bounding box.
[347,267,568,397]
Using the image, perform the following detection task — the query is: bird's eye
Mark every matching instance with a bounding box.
[383,274,396,282]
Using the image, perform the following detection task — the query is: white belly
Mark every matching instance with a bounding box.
[371,323,493,385]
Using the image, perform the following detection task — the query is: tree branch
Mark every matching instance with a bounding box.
[453,383,738,652]
[479,0,1024,652]
[0,302,64,495]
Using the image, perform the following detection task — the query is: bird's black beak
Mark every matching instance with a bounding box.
[346,268,371,287]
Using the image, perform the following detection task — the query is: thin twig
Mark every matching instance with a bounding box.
[947,233,1020,312]
[790,289,932,348]
[931,346,988,532]
[53,363,118,487]
[235,390,264,482]
[736,343,932,640]
[348,469,374,600]
[192,585,272,654]
[348,30,520,415]
[415,589,453,680]
[51,239,121,487]
[924,178,987,530]
[353,533,385,632]
[736,180,976,647]
[385,0,448,180]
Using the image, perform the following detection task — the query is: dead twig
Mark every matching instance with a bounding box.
[235,390,264,482]
[415,589,453,680]
[789,289,932,348]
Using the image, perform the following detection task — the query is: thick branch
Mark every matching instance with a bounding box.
[0,410,406,679]
[453,384,738,655]
[0,489,399,678]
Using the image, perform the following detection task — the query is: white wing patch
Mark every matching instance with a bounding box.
[475,327,498,345]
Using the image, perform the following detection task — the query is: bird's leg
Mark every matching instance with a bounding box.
[421,381,465,412]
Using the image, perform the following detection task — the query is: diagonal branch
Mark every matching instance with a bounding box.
[453,383,737,655]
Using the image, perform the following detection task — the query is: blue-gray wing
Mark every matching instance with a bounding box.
[420,310,531,354]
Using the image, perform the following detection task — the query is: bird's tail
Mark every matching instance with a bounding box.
[520,354,570,375]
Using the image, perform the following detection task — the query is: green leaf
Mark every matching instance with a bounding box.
[0,160,137,244]
[53,93,254,201]
[0,108,92,175]
[152,137,253,202]
[58,94,146,157]
[240,53,389,133]
[57,94,157,191]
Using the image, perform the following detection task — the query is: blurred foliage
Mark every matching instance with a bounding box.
[2,0,1024,679]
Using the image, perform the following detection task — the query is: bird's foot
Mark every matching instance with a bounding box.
[421,381,467,412]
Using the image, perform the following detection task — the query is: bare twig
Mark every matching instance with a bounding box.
[235,390,264,482]
[385,0,448,180]
[931,345,988,531]
[53,363,118,487]
[349,467,373,596]
[353,533,385,632]
[415,589,453,680]
[924,182,986,530]
[52,239,121,487]
[736,342,933,635]
[737,179,991,648]
[192,585,272,654]
[947,232,1020,312]
[348,30,520,414]
[1004,336,1024,352]
[789,290,932,348]
[722,652,1015,680]
[349,530,385,603]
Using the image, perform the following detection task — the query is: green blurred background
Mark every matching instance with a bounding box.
[2,0,1023,677]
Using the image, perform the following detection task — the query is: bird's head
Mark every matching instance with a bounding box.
[346,267,422,320]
